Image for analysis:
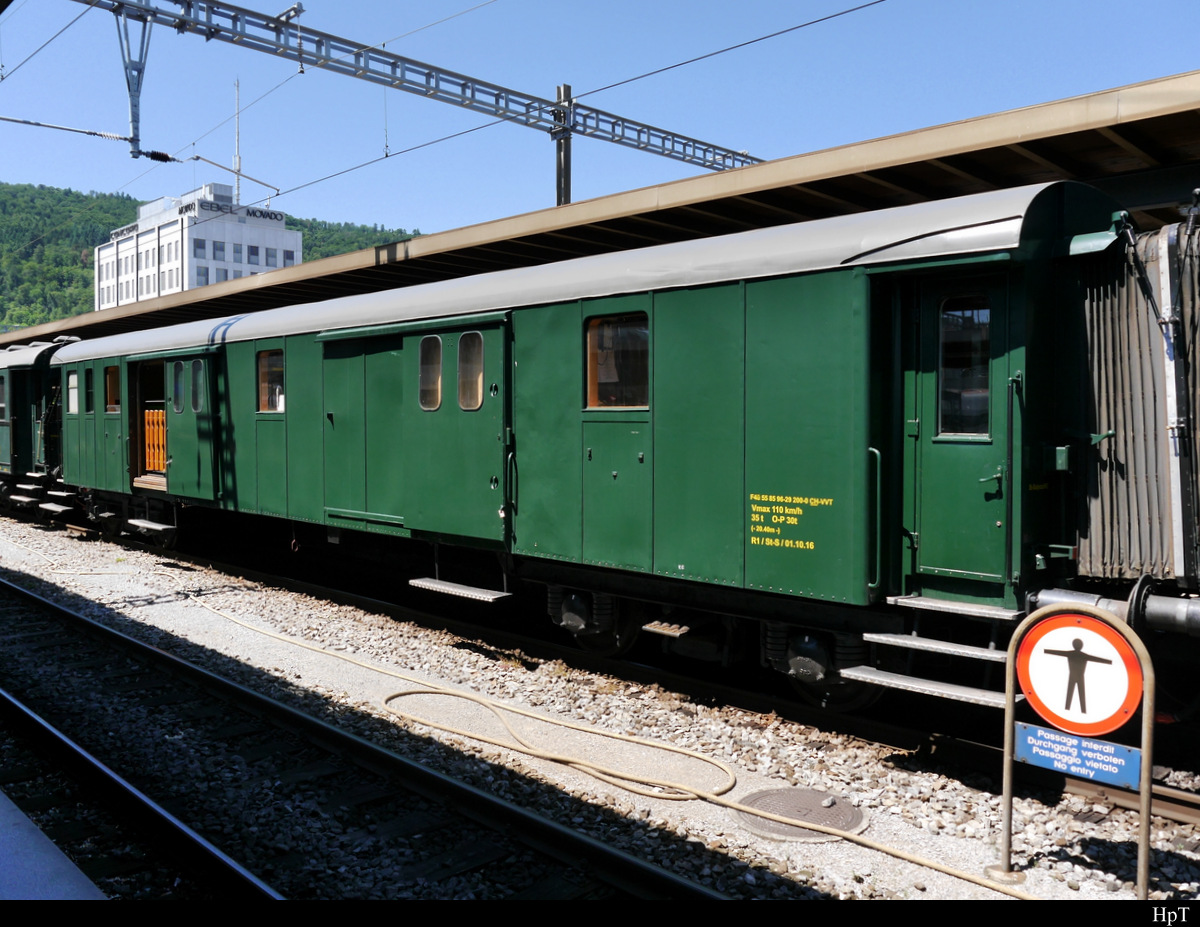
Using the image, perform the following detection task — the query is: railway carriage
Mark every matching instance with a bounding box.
[18,179,1200,710]
[0,337,74,508]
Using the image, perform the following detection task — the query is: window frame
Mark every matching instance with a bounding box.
[585,312,650,410]
[171,361,185,414]
[66,370,79,415]
[457,331,484,411]
[936,294,991,438]
[256,349,285,413]
[419,335,442,411]
[191,359,205,413]
[104,366,120,414]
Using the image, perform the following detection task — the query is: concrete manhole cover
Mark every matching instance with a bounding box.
[734,788,869,843]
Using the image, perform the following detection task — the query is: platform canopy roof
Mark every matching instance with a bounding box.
[7,68,1200,345]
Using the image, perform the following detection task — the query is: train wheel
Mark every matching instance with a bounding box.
[572,597,641,657]
[790,677,882,712]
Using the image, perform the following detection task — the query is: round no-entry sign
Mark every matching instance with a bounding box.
[1016,612,1143,736]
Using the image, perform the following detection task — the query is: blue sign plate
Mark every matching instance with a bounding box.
[1015,723,1141,789]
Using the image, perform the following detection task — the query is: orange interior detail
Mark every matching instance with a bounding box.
[145,409,166,472]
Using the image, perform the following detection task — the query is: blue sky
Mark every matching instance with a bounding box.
[2,0,1199,234]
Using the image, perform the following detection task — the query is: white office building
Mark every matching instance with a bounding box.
[94,183,302,311]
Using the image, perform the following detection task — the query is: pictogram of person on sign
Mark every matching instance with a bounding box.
[1043,638,1112,713]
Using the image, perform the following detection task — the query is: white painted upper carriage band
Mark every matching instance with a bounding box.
[53,182,1109,364]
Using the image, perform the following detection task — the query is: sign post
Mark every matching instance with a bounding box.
[991,604,1155,899]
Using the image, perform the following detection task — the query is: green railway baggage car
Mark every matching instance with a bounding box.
[39,181,1200,710]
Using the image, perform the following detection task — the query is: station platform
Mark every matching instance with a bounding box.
[0,788,106,900]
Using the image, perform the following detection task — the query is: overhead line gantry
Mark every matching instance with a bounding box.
[68,0,763,205]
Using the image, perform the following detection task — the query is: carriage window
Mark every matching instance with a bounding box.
[105,366,120,413]
[419,336,442,411]
[586,313,649,408]
[191,360,205,413]
[458,332,484,411]
[0,378,6,420]
[85,368,94,414]
[257,350,285,412]
[938,295,990,435]
[67,371,78,414]
[172,362,185,414]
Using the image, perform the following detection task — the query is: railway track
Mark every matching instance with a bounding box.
[148,523,1200,832]
[0,573,728,900]
[3,515,1197,898]
[1064,779,1200,829]
[0,684,278,899]
[27,517,1200,832]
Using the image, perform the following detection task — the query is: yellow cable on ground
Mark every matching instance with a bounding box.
[2,533,1038,899]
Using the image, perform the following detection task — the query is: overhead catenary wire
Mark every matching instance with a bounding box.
[0,1,893,308]
[263,0,893,207]
[575,0,890,103]
[16,0,893,229]
[0,0,97,84]
[0,0,497,269]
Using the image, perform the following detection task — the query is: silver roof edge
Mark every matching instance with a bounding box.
[55,182,1098,364]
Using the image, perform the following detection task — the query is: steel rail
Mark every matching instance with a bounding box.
[0,681,284,899]
[0,571,730,901]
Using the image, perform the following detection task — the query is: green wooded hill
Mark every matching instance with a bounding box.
[0,182,420,331]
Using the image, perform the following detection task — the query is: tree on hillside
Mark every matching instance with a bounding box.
[0,183,421,330]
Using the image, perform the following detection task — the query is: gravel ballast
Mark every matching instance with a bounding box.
[1,517,1196,901]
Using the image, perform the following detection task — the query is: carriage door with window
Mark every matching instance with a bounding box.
[582,303,652,572]
[903,277,1010,595]
[166,357,217,499]
[403,325,508,543]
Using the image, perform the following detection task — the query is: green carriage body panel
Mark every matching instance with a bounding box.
[102,367,125,492]
[59,368,80,484]
[319,334,408,534]
[253,339,289,517]
[0,372,10,472]
[582,418,652,571]
[60,357,125,493]
[651,284,745,586]
[743,271,873,603]
[580,294,653,571]
[322,339,369,517]
[165,356,219,500]
[284,334,323,524]
[900,274,1012,601]
[75,365,96,487]
[510,302,584,561]
[510,271,875,605]
[400,323,507,544]
[362,336,409,526]
[221,340,256,511]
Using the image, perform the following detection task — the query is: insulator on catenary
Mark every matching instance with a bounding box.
[141,150,176,162]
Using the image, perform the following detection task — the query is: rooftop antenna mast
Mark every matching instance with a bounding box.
[234,78,241,204]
